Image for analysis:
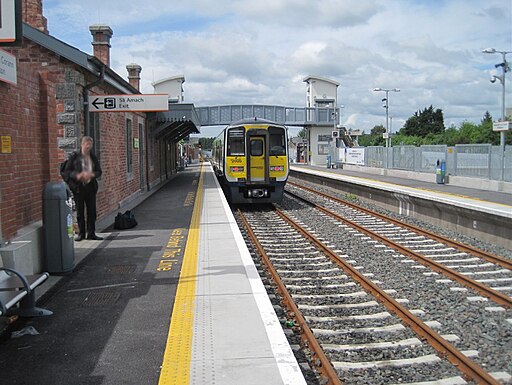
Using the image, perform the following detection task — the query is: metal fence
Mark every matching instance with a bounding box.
[363,144,511,182]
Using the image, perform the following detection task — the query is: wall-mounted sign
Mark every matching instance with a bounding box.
[0,0,22,46]
[492,121,511,132]
[133,138,139,149]
[90,94,169,112]
[0,48,17,84]
[1,135,12,153]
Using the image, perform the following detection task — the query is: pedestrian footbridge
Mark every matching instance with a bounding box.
[196,105,340,126]
[153,103,341,142]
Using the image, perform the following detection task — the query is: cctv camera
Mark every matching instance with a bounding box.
[490,77,496,83]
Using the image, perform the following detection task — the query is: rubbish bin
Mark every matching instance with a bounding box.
[326,155,332,168]
[436,160,446,184]
[43,182,75,273]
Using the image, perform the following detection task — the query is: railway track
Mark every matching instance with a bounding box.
[234,184,512,385]
[286,182,512,309]
[288,181,512,272]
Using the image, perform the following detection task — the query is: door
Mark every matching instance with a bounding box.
[249,137,265,182]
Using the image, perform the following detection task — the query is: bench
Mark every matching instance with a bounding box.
[0,267,52,317]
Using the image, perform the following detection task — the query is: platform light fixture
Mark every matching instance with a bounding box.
[372,88,400,148]
[482,47,511,149]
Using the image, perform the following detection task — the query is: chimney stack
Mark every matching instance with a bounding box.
[89,24,113,67]
[126,63,142,91]
[23,0,48,33]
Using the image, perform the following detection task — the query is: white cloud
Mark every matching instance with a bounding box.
[43,0,512,133]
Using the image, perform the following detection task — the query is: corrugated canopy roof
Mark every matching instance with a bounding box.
[153,103,200,142]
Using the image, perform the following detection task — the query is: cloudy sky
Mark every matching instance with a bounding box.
[43,0,511,136]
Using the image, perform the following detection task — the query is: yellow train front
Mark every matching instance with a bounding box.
[212,118,289,204]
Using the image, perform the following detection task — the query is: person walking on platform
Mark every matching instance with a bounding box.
[63,136,103,241]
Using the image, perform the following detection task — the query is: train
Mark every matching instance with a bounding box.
[211,118,289,204]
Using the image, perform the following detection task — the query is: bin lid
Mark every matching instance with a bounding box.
[44,182,69,200]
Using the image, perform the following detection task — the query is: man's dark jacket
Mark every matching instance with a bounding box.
[62,151,102,194]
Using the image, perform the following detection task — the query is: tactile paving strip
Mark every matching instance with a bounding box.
[191,295,216,384]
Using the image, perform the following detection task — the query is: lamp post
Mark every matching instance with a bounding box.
[482,47,511,149]
[373,88,400,148]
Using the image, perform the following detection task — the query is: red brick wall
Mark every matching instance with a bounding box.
[90,100,145,215]
[0,37,166,242]
[0,40,63,240]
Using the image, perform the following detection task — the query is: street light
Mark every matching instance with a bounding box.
[482,47,511,149]
[373,87,400,147]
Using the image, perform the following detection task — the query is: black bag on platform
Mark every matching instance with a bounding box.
[114,210,137,230]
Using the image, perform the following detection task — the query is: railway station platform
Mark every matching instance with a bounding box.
[290,163,512,249]
[291,163,512,208]
[0,163,307,385]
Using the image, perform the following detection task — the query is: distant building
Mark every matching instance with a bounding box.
[153,75,186,103]
[303,75,340,166]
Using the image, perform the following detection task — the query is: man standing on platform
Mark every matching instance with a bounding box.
[63,136,103,241]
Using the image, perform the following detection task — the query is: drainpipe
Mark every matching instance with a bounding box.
[146,116,153,192]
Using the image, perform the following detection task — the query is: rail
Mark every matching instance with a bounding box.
[275,204,502,384]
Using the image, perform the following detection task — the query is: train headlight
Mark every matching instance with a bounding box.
[270,165,284,172]
[230,166,244,172]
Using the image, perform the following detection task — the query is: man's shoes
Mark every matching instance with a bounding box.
[75,234,85,242]
[87,234,104,241]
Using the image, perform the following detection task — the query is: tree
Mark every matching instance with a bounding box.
[298,128,308,139]
[358,125,386,146]
[401,105,445,137]
[481,111,492,125]
[371,124,386,136]
[198,137,215,150]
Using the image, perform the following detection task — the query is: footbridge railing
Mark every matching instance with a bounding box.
[196,105,340,127]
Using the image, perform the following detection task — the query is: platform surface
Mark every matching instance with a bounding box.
[0,163,306,385]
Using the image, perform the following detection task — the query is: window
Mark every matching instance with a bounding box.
[318,144,329,155]
[227,128,245,156]
[250,139,263,156]
[126,118,133,174]
[269,126,286,156]
[318,134,331,142]
[148,130,154,169]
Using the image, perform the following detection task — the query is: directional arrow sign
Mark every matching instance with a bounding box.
[90,94,169,112]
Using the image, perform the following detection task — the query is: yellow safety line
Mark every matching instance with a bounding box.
[158,164,204,385]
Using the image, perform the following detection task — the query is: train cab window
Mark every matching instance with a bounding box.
[269,126,286,156]
[227,128,245,156]
[250,139,263,156]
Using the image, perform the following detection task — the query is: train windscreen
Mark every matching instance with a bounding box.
[227,128,245,156]
[269,126,286,156]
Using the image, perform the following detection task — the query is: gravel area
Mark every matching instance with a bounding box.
[237,205,511,384]
[288,176,512,261]
[278,181,512,384]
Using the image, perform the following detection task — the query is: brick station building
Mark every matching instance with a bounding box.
[0,0,199,273]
